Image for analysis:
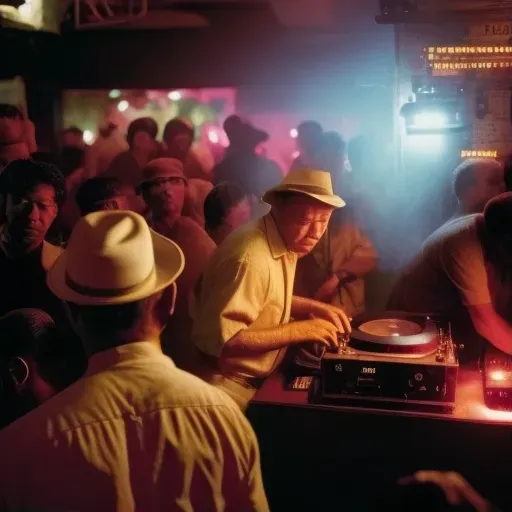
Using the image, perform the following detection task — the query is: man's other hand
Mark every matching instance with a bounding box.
[399,471,492,512]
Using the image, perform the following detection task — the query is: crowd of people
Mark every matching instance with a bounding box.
[0,102,505,510]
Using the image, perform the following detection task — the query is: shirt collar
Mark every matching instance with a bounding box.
[262,213,288,259]
[85,341,171,377]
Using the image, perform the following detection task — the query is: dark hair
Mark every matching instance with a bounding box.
[31,151,61,167]
[204,182,248,231]
[72,296,158,345]
[63,126,83,137]
[126,117,158,148]
[297,120,323,139]
[163,118,194,143]
[0,159,66,207]
[75,177,126,215]
[0,104,22,120]
[452,158,500,201]
[0,308,56,359]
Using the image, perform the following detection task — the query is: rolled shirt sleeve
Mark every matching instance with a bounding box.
[440,230,491,306]
[192,258,269,357]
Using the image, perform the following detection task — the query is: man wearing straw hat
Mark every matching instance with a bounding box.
[191,169,351,410]
[0,210,268,511]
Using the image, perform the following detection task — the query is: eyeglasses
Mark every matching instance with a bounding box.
[11,197,57,214]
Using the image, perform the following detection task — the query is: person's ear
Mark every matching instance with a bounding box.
[9,357,30,387]
[153,283,177,328]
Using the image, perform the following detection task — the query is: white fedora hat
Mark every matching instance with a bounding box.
[262,169,345,208]
[47,210,185,306]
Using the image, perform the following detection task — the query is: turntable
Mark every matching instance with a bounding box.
[319,312,459,411]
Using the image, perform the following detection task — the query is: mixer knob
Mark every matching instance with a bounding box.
[414,373,423,382]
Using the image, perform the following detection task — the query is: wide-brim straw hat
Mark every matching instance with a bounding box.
[262,169,345,208]
[47,210,185,306]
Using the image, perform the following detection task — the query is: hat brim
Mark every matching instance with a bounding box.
[262,187,345,208]
[47,228,185,306]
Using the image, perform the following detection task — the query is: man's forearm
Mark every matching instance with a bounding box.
[223,322,312,357]
[291,295,322,319]
[468,304,512,355]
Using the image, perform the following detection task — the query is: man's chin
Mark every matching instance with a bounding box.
[295,245,315,257]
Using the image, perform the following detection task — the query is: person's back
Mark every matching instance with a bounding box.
[0,210,268,512]
[0,342,267,511]
[387,214,483,314]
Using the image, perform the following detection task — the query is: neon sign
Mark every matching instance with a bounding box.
[461,150,498,158]
[426,46,512,75]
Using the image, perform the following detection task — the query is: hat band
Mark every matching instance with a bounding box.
[273,183,334,196]
[64,266,156,298]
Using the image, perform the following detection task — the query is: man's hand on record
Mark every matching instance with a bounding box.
[305,318,340,351]
[398,471,492,512]
[309,301,352,334]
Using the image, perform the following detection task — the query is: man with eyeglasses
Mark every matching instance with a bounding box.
[0,159,67,317]
[139,158,216,368]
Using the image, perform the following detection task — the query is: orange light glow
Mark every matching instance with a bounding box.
[489,370,507,382]
[432,62,511,71]
[428,46,512,55]
[461,150,498,158]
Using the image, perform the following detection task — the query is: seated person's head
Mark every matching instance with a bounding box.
[0,105,29,166]
[163,118,194,159]
[127,117,159,156]
[263,170,344,257]
[296,120,323,158]
[0,104,25,147]
[453,158,505,214]
[139,158,187,222]
[0,309,70,427]
[0,159,66,254]
[62,126,84,149]
[204,182,252,245]
[46,211,183,355]
[75,177,131,216]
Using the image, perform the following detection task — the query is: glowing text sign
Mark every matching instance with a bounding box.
[427,46,512,75]
[461,150,498,158]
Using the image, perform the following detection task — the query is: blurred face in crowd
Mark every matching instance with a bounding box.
[272,194,334,257]
[469,164,506,212]
[89,195,130,213]
[143,177,186,220]
[166,132,193,159]
[62,130,84,149]
[4,184,58,252]
[133,131,158,157]
[0,115,24,146]
[209,197,252,245]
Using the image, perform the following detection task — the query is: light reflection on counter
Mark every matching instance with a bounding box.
[455,371,512,424]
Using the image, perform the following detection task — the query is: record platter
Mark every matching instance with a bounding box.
[319,312,459,411]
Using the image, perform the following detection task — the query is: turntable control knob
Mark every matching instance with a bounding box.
[414,373,423,382]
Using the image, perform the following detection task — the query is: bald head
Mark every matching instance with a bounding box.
[453,158,505,214]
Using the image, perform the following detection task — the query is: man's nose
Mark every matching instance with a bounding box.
[26,202,40,221]
[309,221,325,238]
